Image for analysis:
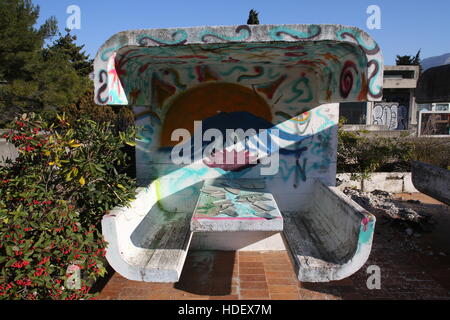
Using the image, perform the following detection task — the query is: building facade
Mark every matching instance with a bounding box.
[340,65,420,132]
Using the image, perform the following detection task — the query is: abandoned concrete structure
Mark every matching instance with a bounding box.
[340,65,419,131]
[93,24,384,283]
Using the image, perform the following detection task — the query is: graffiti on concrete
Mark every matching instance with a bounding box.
[93,24,384,210]
[95,24,384,284]
[126,53,340,192]
[109,42,369,108]
[372,103,409,130]
[94,25,383,106]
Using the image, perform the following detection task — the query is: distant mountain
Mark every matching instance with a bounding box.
[422,53,450,71]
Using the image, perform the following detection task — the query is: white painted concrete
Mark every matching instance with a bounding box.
[190,231,287,251]
[284,180,375,282]
[0,138,18,165]
[101,184,194,282]
[336,172,419,193]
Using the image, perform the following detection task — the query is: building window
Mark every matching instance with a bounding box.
[339,102,367,124]
[435,103,450,111]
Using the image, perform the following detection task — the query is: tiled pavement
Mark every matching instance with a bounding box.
[97,193,450,300]
[98,251,335,300]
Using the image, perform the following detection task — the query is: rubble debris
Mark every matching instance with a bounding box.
[343,188,433,226]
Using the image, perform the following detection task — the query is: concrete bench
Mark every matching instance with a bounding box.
[102,178,285,282]
[101,183,201,282]
[283,180,376,282]
[411,161,450,205]
[102,179,374,283]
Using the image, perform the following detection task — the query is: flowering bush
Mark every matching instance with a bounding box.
[0,113,136,300]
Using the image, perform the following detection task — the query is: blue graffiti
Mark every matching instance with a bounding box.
[285,78,313,103]
[219,66,248,77]
[137,30,188,46]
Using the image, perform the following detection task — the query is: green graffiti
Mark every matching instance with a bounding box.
[285,77,313,103]
[137,30,188,46]
[269,25,321,41]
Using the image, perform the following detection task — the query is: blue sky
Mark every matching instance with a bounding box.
[34,0,450,65]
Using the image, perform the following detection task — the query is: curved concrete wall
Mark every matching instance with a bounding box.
[412,161,450,205]
[94,24,383,106]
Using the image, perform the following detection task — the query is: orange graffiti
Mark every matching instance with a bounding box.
[160,82,272,147]
[358,73,369,101]
[152,76,176,108]
[256,75,287,99]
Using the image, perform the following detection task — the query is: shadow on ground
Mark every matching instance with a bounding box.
[175,251,236,296]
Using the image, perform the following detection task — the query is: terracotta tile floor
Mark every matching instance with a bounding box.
[96,193,450,300]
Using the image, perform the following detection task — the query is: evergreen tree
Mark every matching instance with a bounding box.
[0,0,91,127]
[247,9,260,25]
[396,55,415,65]
[46,29,93,78]
[396,50,423,73]
[0,0,57,82]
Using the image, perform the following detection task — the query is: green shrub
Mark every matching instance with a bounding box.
[337,122,414,178]
[408,138,450,170]
[0,113,136,300]
[337,120,450,175]
[61,90,137,178]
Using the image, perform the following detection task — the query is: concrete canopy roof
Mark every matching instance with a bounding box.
[416,64,450,103]
[93,24,383,109]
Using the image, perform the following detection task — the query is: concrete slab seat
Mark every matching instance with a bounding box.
[101,183,201,282]
[283,180,376,282]
[191,179,283,232]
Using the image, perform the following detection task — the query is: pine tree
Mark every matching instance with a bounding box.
[396,50,423,74]
[396,55,415,65]
[247,9,260,25]
[0,0,91,127]
[46,29,93,78]
[0,0,57,82]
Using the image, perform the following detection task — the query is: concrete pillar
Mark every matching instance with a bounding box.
[366,101,373,125]
[410,89,417,125]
